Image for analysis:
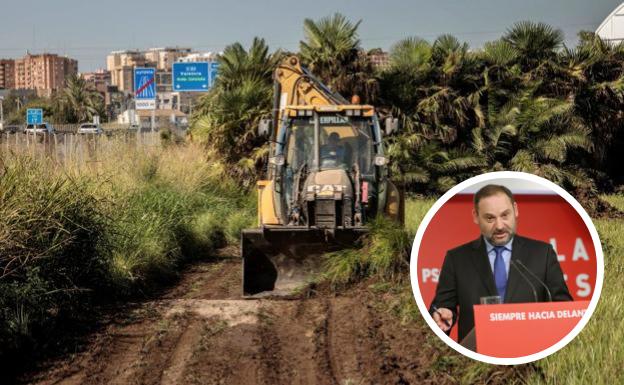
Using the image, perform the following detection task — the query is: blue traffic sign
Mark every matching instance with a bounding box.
[134,68,156,99]
[27,108,43,125]
[173,62,210,92]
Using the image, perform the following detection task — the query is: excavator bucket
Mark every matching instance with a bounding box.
[242,227,367,297]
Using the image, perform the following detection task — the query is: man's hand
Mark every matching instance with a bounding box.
[432,307,453,331]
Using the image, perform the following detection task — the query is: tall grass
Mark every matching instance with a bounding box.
[0,136,254,374]
[0,156,109,358]
[322,216,411,287]
[323,198,434,287]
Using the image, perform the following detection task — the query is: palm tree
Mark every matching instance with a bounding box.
[386,136,486,193]
[54,75,104,123]
[382,36,483,137]
[299,13,378,102]
[377,35,490,193]
[560,33,624,187]
[502,21,564,71]
[471,84,594,188]
[216,37,281,91]
[190,38,279,186]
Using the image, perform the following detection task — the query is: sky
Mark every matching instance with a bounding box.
[0,0,622,72]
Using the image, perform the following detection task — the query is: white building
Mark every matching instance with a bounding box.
[178,52,220,62]
[596,2,624,43]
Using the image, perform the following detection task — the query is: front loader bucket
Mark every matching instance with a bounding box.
[242,227,367,297]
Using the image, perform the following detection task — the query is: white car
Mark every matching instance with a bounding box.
[25,123,55,135]
[78,123,104,135]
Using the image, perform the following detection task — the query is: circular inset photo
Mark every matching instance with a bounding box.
[409,171,603,365]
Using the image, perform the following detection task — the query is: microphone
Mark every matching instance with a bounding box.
[515,259,553,302]
[510,260,538,303]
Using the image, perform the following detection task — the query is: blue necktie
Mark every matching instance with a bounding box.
[493,246,508,301]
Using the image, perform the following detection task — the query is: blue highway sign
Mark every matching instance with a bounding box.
[27,108,43,125]
[173,62,210,92]
[134,68,156,99]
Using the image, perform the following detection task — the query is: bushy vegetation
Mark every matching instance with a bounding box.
[323,217,410,287]
[0,158,109,358]
[190,16,624,194]
[190,38,281,187]
[0,139,254,373]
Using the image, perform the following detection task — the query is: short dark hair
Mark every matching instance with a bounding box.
[474,184,515,211]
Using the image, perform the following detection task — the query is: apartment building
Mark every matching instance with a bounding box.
[10,53,77,95]
[0,59,15,89]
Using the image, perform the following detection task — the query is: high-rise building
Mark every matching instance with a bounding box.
[0,59,15,89]
[13,53,77,95]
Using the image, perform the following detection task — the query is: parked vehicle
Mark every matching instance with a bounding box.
[0,124,21,134]
[78,123,104,135]
[24,123,55,134]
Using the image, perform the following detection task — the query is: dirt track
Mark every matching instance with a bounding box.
[22,249,438,385]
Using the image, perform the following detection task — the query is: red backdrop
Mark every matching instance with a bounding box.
[416,193,596,342]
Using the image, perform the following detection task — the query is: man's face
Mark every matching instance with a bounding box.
[472,193,518,246]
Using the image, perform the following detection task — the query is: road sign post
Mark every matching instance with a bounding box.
[134,67,156,133]
[27,108,43,125]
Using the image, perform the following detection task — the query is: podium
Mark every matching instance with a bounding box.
[467,301,589,357]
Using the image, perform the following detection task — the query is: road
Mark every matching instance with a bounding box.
[21,248,442,385]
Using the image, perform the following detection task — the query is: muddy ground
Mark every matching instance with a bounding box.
[17,249,472,385]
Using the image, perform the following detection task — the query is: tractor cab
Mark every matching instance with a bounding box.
[266,106,393,229]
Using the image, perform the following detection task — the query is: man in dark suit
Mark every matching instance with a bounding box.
[430,184,572,343]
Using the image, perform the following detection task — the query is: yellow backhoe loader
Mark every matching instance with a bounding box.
[242,56,403,296]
